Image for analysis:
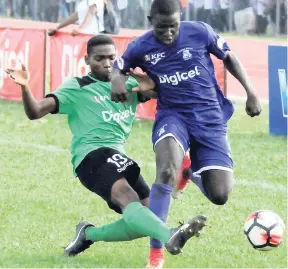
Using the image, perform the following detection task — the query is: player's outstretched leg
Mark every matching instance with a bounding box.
[64,177,208,258]
[64,214,208,258]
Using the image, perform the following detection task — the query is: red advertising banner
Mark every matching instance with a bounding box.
[0,28,45,101]
[50,32,132,92]
[50,32,225,120]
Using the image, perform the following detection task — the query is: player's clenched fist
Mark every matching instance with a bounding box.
[111,75,129,102]
[246,93,262,117]
[5,64,30,87]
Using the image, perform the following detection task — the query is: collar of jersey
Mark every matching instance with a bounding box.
[87,73,111,85]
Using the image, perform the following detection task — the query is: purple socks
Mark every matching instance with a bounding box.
[149,183,173,249]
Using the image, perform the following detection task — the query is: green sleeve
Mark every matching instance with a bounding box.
[46,78,80,115]
[125,76,139,92]
[125,76,150,105]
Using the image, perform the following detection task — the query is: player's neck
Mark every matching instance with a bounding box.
[89,72,111,83]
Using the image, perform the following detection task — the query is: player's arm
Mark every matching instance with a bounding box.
[111,68,130,102]
[5,65,56,120]
[48,12,79,36]
[204,23,262,117]
[111,41,146,102]
[223,51,261,116]
[72,5,97,36]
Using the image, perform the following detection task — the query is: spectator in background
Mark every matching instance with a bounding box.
[194,0,206,22]
[48,0,119,36]
[233,0,255,35]
[203,0,213,26]
[58,0,70,21]
[0,0,4,16]
[65,0,76,14]
[266,0,287,35]
[10,0,21,18]
[218,0,230,32]
[45,0,60,22]
[116,0,128,27]
[75,0,106,35]
[117,0,145,29]
[252,0,269,35]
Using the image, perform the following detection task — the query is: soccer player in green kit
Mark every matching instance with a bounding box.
[5,35,207,260]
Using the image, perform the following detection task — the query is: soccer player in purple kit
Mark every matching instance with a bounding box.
[111,0,262,267]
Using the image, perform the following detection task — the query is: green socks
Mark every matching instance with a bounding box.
[85,218,142,242]
[123,202,171,243]
[85,202,171,243]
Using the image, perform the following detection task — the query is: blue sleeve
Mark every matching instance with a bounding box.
[114,40,140,74]
[204,23,230,60]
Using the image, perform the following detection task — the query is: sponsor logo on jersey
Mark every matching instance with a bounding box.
[102,107,135,123]
[144,52,165,65]
[93,95,109,103]
[158,124,167,137]
[158,66,200,86]
[117,161,134,172]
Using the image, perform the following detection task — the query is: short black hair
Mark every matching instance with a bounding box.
[150,0,181,17]
[87,35,115,55]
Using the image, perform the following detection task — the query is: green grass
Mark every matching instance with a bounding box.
[0,99,286,268]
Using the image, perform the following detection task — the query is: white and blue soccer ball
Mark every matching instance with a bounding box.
[244,210,285,251]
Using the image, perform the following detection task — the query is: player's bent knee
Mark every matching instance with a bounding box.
[111,178,140,209]
[201,170,233,206]
[158,166,178,185]
[209,193,229,205]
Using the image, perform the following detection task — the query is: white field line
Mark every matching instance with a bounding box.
[0,139,67,153]
[1,139,286,194]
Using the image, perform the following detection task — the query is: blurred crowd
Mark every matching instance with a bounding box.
[0,0,287,36]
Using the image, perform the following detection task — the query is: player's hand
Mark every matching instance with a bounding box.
[71,28,81,36]
[127,68,155,92]
[104,0,113,9]
[246,93,262,117]
[5,64,30,87]
[48,29,57,36]
[111,75,129,103]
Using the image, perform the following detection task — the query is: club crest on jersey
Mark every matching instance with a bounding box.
[177,48,193,61]
[182,49,192,60]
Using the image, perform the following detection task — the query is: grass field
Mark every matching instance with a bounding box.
[0,99,286,268]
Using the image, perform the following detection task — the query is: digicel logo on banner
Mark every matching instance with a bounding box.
[50,33,132,91]
[61,44,89,82]
[0,39,30,88]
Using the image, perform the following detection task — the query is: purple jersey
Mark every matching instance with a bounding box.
[116,21,234,124]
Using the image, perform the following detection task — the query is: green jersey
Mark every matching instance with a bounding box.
[47,73,143,174]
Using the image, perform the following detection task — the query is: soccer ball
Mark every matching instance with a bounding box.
[244,210,285,251]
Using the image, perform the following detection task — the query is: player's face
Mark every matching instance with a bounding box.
[150,12,181,45]
[85,44,116,82]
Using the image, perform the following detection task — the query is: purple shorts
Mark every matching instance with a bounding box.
[152,112,233,174]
